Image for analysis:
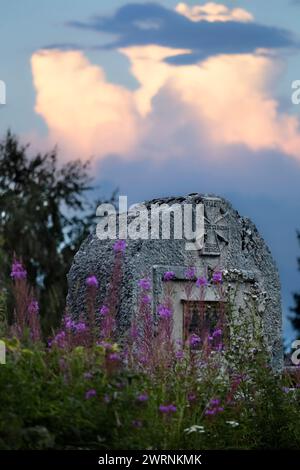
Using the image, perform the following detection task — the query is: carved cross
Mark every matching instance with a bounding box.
[202,199,229,256]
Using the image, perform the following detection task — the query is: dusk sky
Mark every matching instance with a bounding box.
[1,0,300,344]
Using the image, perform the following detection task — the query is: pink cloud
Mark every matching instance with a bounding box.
[175,2,254,23]
[31,50,140,161]
[30,45,300,163]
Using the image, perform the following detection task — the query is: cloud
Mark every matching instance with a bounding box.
[31,49,140,160]
[175,2,253,23]
[31,42,300,162]
[68,3,296,65]
[30,3,300,162]
[119,45,190,116]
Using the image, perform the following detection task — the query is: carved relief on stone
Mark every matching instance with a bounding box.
[201,198,229,256]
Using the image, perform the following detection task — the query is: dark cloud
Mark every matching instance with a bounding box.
[42,43,83,51]
[68,3,297,64]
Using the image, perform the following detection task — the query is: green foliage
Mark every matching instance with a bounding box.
[0,338,299,450]
[0,290,7,337]
[0,131,114,333]
[0,237,8,336]
[290,231,300,335]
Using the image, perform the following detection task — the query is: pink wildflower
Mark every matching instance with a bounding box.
[11,259,27,280]
[28,299,39,315]
[185,267,196,280]
[137,392,149,402]
[175,350,184,360]
[212,271,222,283]
[108,352,120,362]
[99,305,109,316]
[141,294,151,304]
[189,333,201,347]
[163,271,175,281]
[138,278,151,290]
[86,275,99,288]
[85,389,97,399]
[113,239,127,253]
[159,404,177,414]
[196,276,208,287]
[157,304,172,319]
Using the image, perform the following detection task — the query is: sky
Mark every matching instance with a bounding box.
[1,0,300,345]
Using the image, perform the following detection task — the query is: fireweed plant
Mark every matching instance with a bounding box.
[0,248,300,450]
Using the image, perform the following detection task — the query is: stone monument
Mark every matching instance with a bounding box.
[67,194,282,368]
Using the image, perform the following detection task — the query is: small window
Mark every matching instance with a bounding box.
[182,300,226,346]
